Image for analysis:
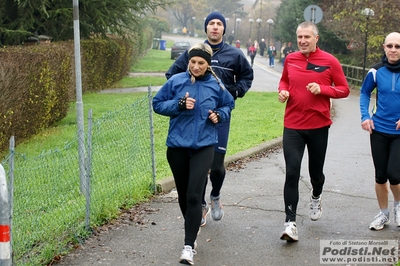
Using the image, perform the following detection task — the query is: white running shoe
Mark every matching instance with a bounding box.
[309,193,322,221]
[394,205,400,227]
[179,245,197,265]
[369,212,389,230]
[280,221,298,242]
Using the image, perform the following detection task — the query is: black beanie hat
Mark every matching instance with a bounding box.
[188,49,212,65]
[204,12,226,35]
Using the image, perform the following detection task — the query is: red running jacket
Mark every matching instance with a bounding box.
[278,47,349,129]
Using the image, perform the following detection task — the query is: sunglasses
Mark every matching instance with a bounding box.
[385,44,400,49]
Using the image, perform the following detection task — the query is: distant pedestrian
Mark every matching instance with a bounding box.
[248,42,257,67]
[278,21,349,242]
[228,33,234,45]
[280,42,287,66]
[283,42,295,58]
[259,38,266,56]
[153,43,235,265]
[268,43,276,67]
[254,40,259,50]
[236,39,241,48]
[360,32,400,231]
[246,38,252,56]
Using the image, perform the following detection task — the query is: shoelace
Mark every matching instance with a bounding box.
[374,213,388,223]
[213,199,221,209]
[183,246,197,255]
[310,199,321,211]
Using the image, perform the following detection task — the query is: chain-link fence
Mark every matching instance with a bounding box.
[1,91,156,265]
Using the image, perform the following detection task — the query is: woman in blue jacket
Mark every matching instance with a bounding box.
[153,43,234,265]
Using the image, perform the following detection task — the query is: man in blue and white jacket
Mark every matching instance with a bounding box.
[360,31,400,231]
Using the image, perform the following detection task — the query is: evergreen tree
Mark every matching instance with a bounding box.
[0,0,171,45]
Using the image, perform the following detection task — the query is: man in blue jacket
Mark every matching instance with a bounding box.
[166,11,253,227]
[360,31,400,231]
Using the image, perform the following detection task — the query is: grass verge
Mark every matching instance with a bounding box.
[14,91,284,181]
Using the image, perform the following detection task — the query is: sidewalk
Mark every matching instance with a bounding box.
[58,54,399,266]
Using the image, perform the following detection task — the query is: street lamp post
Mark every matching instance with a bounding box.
[225,17,230,37]
[203,17,207,38]
[267,19,274,49]
[236,18,241,40]
[361,8,374,79]
[233,13,237,39]
[248,19,254,39]
[256,18,262,43]
[191,16,196,37]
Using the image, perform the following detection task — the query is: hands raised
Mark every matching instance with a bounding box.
[179,92,196,110]
[184,92,196,110]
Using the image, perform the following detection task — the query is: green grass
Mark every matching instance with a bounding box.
[15,91,284,181]
[117,41,175,88]
[113,76,167,88]
[130,44,175,72]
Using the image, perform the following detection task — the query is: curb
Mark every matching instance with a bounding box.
[156,136,283,193]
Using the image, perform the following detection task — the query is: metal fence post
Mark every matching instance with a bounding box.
[148,85,156,193]
[0,164,11,266]
[85,109,92,230]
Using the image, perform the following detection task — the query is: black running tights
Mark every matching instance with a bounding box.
[202,152,226,205]
[282,126,329,222]
[167,146,214,248]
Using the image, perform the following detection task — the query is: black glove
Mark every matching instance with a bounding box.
[213,111,221,122]
[178,96,187,110]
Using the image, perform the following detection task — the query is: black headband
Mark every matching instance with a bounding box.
[188,49,212,65]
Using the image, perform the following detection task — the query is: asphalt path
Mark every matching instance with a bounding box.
[59,35,400,266]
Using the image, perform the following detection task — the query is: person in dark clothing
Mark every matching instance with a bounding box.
[283,41,295,58]
[165,11,253,231]
[228,33,234,45]
[259,38,266,57]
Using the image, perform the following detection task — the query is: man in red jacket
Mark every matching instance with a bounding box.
[278,21,349,242]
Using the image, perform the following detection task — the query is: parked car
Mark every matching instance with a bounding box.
[171,41,191,60]
[172,28,184,35]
